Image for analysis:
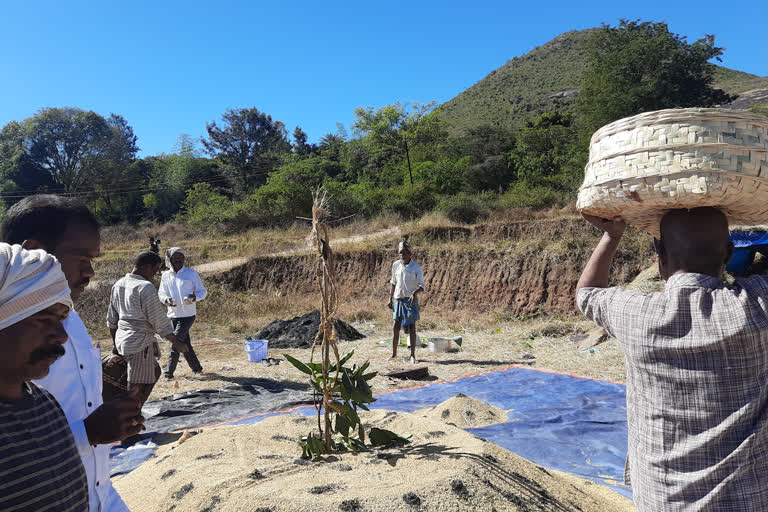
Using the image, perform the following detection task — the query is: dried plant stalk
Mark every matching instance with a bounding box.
[308,189,341,450]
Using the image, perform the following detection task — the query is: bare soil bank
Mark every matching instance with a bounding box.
[217,218,653,317]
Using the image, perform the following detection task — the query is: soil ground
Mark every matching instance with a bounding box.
[97,316,627,403]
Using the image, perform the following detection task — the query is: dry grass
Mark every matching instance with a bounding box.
[88,207,633,401]
[94,311,626,403]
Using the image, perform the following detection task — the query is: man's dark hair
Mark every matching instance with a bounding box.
[1,195,99,249]
[134,250,161,268]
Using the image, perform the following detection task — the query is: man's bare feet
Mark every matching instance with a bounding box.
[388,354,397,360]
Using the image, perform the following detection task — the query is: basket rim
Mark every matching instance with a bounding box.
[579,167,768,191]
[589,108,768,145]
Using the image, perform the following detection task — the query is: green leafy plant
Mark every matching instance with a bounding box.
[284,351,409,459]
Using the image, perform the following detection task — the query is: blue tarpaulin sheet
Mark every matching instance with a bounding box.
[110,367,631,498]
[727,231,768,274]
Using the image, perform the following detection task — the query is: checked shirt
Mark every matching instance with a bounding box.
[578,272,768,512]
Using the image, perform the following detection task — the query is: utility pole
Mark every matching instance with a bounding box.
[403,135,414,187]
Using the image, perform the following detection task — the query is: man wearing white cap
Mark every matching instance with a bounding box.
[2,195,140,512]
[387,239,425,363]
[159,247,207,378]
[0,243,89,511]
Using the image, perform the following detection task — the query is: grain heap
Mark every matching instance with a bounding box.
[115,409,633,512]
[416,393,508,428]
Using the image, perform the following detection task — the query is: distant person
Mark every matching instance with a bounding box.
[577,207,768,511]
[0,243,88,512]
[107,251,186,407]
[159,247,207,378]
[387,239,425,364]
[2,195,140,512]
[148,236,161,254]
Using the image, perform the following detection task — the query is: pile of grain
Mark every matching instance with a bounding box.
[416,393,508,428]
[115,410,632,512]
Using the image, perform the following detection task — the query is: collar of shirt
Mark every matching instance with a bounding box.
[665,272,724,291]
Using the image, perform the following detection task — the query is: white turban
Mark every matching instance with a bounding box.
[0,243,72,331]
[165,247,186,270]
[398,240,412,253]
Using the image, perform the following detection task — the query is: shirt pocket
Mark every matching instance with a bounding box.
[180,279,196,296]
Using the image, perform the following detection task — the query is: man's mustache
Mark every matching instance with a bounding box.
[29,344,66,364]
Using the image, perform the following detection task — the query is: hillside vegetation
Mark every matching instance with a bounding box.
[438,29,768,135]
[1,21,765,233]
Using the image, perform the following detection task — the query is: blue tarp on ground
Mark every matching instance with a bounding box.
[110,367,631,498]
[727,231,768,274]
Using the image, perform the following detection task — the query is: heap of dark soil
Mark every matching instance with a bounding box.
[253,310,365,349]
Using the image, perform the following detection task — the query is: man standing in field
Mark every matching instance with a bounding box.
[0,243,89,512]
[107,251,185,407]
[1,195,142,512]
[577,207,768,511]
[388,239,425,364]
[159,247,207,378]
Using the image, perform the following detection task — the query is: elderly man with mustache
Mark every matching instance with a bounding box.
[0,243,90,511]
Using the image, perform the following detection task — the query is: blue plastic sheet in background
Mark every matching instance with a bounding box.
[727,231,768,274]
[111,367,631,499]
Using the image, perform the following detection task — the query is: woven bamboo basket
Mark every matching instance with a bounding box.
[577,108,768,236]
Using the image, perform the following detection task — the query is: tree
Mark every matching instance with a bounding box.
[506,111,583,192]
[201,107,290,197]
[292,126,313,156]
[352,102,444,187]
[0,108,139,193]
[579,20,734,135]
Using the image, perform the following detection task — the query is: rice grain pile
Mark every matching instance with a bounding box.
[416,393,508,428]
[115,409,633,512]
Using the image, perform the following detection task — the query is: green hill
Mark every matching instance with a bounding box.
[437,29,768,135]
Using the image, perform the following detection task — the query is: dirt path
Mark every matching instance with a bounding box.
[191,226,401,274]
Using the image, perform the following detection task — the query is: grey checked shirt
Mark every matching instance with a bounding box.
[578,273,768,512]
[107,274,174,355]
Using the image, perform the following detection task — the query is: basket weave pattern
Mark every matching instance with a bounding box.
[577,108,768,235]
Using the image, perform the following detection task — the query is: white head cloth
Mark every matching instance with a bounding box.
[165,247,187,270]
[0,243,72,331]
[398,240,412,253]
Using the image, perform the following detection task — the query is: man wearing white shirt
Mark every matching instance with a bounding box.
[387,239,425,364]
[2,195,141,512]
[159,247,207,378]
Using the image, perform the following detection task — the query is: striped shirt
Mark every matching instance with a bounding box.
[578,272,768,511]
[107,274,174,355]
[0,382,88,512]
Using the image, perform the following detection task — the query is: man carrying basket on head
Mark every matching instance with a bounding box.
[387,239,424,364]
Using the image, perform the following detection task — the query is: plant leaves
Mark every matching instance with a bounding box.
[283,354,313,375]
[369,428,411,447]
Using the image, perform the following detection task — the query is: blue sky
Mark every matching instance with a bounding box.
[1,1,765,156]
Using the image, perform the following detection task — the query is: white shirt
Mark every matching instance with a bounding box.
[34,310,129,512]
[158,266,207,318]
[390,259,425,299]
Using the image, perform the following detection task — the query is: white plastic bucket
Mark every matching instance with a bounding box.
[245,340,268,362]
[428,338,453,353]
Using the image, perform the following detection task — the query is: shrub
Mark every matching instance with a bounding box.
[180,183,239,228]
[436,193,490,224]
[381,184,437,219]
[499,183,564,210]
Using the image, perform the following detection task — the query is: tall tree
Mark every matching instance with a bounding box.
[0,108,139,193]
[352,102,443,186]
[292,126,313,156]
[201,107,290,197]
[579,19,734,136]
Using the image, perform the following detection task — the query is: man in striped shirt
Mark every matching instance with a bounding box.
[0,243,89,512]
[107,251,185,408]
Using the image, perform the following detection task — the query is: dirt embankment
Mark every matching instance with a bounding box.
[216,218,653,317]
